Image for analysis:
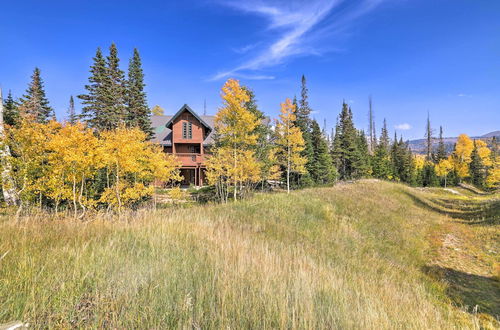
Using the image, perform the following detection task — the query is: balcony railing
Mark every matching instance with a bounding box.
[174,153,206,166]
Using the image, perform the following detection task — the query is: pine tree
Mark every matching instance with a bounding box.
[331,102,363,180]
[103,43,127,129]
[18,67,54,123]
[296,75,314,186]
[67,95,78,125]
[126,48,153,138]
[469,140,485,187]
[3,90,20,126]
[436,126,446,161]
[78,47,107,130]
[310,119,336,184]
[356,130,371,177]
[372,119,392,179]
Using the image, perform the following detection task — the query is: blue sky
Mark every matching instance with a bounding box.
[1,0,499,139]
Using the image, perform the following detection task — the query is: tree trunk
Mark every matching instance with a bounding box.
[0,87,19,206]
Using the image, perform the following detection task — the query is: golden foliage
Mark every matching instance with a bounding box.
[7,122,180,213]
[208,79,262,201]
[98,126,181,211]
[274,98,306,192]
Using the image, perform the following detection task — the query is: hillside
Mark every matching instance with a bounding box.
[408,131,499,154]
[0,181,498,328]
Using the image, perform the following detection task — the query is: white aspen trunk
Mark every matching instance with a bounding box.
[0,87,19,205]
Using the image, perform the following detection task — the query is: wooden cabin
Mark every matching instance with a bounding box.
[151,104,214,186]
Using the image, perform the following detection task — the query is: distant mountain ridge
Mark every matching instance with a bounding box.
[408,131,499,154]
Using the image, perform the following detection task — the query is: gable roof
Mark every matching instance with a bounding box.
[165,104,212,133]
[151,114,216,146]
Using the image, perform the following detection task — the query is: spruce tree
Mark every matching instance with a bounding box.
[356,130,371,177]
[18,67,54,123]
[126,48,153,137]
[3,90,20,126]
[372,119,392,179]
[67,95,78,124]
[78,47,107,130]
[469,141,485,187]
[296,75,314,186]
[310,119,336,184]
[436,126,446,161]
[331,103,363,180]
[103,43,127,129]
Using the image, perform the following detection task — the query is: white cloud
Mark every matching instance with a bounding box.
[210,0,387,80]
[457,93,472,97]
[395,123,411,130]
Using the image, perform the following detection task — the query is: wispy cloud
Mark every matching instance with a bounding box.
[395,123,411,130]
[210,0,386,80]
[457,93,472,97]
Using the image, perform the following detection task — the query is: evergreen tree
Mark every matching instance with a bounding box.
[3,90,20,126]
[103,43,127,129]
[79,44,127,132]
[126,48,153,138]
[310,119,336,184]
[391,135,411,182]
[18,67,54,123]
[356,130,371,177]
[296,75,314,186]
[469,140,485,187]
[421,162,439,187]
[372,119,392,179]
[78,47,107,130]
[436,126,446,161]
[401,142,414,183]
[331,102,364,180]
[67,95,78,125]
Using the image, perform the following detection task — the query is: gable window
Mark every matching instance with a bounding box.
[182,121,193,139]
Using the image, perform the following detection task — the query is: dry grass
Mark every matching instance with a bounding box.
[0,180,498,328]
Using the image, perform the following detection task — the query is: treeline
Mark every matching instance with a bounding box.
[205,76,499,203]
[3,43,152,136]
[1,45,499,211]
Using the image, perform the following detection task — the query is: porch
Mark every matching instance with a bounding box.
[179,167,206,187]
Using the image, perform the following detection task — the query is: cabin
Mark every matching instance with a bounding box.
[151,104,214,187]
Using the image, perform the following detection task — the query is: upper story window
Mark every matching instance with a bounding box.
[182,121,193,139]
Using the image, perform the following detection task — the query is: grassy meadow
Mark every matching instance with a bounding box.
[0,180,498,328]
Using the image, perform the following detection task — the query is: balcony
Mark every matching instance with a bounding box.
[174,153,206,167]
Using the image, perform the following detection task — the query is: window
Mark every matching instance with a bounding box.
[188,122,192,139]
[182,122,187,139]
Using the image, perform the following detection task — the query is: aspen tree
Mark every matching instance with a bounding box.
[275,98,307,193]
[210,79,261,200]
[0,87,19,205]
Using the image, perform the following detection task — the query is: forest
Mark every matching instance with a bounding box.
[1,44,499,214]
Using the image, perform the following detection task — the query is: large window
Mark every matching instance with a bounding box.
[182,122,193,139]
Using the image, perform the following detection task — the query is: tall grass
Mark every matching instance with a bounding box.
[0,181,493,328]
